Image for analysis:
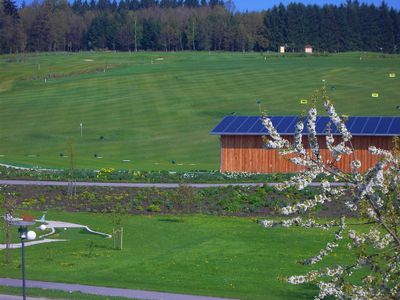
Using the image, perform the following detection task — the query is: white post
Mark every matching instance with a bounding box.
[80,122,83,137]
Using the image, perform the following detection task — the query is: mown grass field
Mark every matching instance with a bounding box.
[0,212,363,300]
[0,51,399,170]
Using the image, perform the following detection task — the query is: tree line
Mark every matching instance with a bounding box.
[1,0,399,54]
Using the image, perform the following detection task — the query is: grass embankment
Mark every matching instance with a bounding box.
[0,52,398,170]
[1,212,361,300]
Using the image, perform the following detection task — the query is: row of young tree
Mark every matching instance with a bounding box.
[1,0,400,54]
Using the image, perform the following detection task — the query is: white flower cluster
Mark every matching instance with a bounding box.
[260,220,274,228]
[294,118,306,155]
[351,159,362,173]
[304,241,339,265]
[368,146,393,159]
[323,100,353,163]
[307,108,321,160]
[348,228,394,249]
[281,193,329,215]
[262,115,290,149]
[260,217,336,231]
[288,270,319,285]
[316,282,344,299]
[276,167,322,192]
[222,172,255,179]
[323,99,352,142]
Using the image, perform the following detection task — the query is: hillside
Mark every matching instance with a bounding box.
[0,51,399,170]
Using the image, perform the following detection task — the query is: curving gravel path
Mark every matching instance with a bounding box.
[0,278,237,300]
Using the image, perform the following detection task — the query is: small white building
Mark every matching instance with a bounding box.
[279,45,285,53]
[304,45,313,53]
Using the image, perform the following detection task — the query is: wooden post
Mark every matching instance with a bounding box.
[112,228,115,249]
[120,227,123,250]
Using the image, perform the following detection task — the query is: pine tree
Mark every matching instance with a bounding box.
[3,0,19,18]
[287,3,306,51]
[378,1,395,53]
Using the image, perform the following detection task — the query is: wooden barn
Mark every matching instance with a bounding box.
[211,116,400,173]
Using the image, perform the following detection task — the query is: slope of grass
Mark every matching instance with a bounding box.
[0,212,359,300]
[0,52,398,170]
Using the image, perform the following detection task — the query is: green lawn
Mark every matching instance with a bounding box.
[0,51,399,170]
[1,212,360,300]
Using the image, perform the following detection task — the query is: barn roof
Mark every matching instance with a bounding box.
[210,116,400,136]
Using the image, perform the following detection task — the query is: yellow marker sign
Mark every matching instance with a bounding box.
[300,99,308,104]
[389,73,396,78]
[342,114,349,118]
[372,93,379,98]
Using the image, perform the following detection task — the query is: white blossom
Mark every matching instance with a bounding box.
[261,89,400,300]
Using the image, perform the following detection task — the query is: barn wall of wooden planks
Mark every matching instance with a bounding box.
[220,135,393,173]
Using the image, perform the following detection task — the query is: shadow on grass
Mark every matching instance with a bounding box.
[277,283,319,300]
[158,218,185,223]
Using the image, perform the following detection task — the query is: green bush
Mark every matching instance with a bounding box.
[147,204,161,212]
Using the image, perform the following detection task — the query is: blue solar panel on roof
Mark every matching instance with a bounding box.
[210,116,400,136]
[280,117,297,134]
[315,117,328,134]
[224,116,248,133]
[237,116,258,132]
[251,117,267,133]
[270,116,284,132]
[375,117,393,135]
[349,117,369,134]
[363,117,381,134]
[343,117,356,134]
[211,116,235,134]
[387,117,400,135]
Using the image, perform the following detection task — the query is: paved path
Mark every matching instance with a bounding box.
[0,239,66,250]
[0,295,53,300]
[0,295,51,300]
[0,278,237,300]
[0,179,345,188]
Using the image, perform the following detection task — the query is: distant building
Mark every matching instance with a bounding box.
[279,46,285,53]
[304,45,313,53]
[211,116,400,173]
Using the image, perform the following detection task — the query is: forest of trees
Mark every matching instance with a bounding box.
[0,0,399,54]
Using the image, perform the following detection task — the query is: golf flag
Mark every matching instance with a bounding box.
[389,73,396,78]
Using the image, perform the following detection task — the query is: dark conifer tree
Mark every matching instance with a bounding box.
[184,0,199,8]
[378,2,395,52]
[287,3,306,50]
[3,0,19,18]
[141,0,158,9]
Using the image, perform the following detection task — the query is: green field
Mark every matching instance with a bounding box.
[0,212,361,300]
[0,51,399,170]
